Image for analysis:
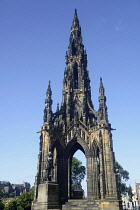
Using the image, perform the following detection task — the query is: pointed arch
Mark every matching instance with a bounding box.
[64,137,91,159]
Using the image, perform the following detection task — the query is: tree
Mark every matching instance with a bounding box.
[16,192,32,210]
[0,199,4,210]
[5,200,17,210]
[16,187,34,210]
[115,161,129,198]
[28,186,34,201]
[71,157,86,186]
[5,187,34,210]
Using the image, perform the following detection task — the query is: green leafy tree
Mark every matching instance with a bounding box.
[5,200,17,210]
[71,157,86,185]
[16,187,34,210]
[115,161,129,198]
[16,192,31,210]
[17,207,24,210]
[5,187,34,210]
[28,186,34,201]
[0,199,4,210]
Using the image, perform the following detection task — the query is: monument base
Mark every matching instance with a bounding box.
[32,182,60,210]
[73,190,84,199]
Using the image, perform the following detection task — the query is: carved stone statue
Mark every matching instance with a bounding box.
[44,152,54,181]
[74,180,82,191]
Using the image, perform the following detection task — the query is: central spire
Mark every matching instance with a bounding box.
[67,9,84,57]
[71,9,80,31]
[61,10,95,126]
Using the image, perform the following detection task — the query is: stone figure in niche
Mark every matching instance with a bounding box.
[74,180,82,191]
[44,152,54,181]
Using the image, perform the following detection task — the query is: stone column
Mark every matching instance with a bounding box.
[68,158,71,198]
[86,156,93,198]
[99,151,104,199]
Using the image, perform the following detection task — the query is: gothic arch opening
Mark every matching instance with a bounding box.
[73,150,87,197]
[66,140,87,199]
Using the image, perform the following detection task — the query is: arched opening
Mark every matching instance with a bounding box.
[65,137,91,200]
[73,150,87,198]
[68,143,87,199]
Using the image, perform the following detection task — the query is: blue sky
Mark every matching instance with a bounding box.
[0,0,140,190]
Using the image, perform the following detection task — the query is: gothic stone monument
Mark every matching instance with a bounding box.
[32,10,121,210]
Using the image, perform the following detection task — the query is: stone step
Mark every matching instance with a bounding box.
[63,208,99,210]
[62,199,99,210]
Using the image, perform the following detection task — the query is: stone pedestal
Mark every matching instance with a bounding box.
[32,182,60,210]
[73,190,84,199]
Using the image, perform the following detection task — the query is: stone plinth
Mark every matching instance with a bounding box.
[32,182,60,210]
[73,190,83,199]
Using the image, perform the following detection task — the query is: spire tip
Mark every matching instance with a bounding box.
[74,8,77,15]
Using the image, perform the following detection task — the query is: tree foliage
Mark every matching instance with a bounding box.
[0,199,4,210]
[5,200,17,210]
[71,157,86,185]
[16,192,32,210]
[115,161,129,198]
[5,187,34,210]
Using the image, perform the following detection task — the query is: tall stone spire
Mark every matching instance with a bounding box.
[71,9,80,30]
[67,9,84,58]
[44,81,52,126]
[61,10,95,127]
[98,77,108,123]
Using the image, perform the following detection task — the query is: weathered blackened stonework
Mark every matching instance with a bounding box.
[32,10,121,210]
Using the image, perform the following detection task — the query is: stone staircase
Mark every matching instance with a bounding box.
[62,199,99,210]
